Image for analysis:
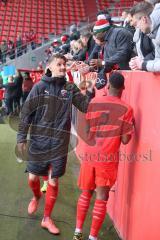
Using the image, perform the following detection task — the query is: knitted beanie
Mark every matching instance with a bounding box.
[93,19,110,34]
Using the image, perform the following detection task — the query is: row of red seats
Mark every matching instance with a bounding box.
[97,0,135,15]
[0,0,86,42]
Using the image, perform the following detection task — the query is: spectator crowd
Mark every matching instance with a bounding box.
[0,70,36,115]
[0,29,37,64]
[43,0,160,73]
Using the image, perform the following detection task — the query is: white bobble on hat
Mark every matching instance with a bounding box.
[97,14,107,20]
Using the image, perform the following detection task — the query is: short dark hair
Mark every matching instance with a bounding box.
[97,9,110,16]
[47,53,67,65]
[81,32,92,39]
[109,72,125,89]
[130,1,153,17]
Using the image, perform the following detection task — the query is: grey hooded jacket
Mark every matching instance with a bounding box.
[133,28,155,60]
[142,3,160,72]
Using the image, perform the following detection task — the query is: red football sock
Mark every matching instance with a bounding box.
[90,199,107,237]
[44,183,59,217]
[28,178,41,199]
[42,176,48,181]
[76,191,92,230]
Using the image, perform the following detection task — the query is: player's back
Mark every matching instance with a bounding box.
[78,95,133,166]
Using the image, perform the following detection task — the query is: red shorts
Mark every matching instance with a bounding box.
[78,162,118,190]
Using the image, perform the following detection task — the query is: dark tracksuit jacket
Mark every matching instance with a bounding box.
[17,75,95,177]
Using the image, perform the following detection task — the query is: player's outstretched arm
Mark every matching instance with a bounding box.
[72,72,97,113]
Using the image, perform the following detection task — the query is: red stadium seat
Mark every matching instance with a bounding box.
[96,0,135,16]
[0,0,87,41]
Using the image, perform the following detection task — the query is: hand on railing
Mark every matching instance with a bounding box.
[129,56,143,70]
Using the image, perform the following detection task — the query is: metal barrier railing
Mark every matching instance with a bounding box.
[0,37,56,68]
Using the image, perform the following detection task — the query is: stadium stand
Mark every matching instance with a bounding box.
[0,0,143,44]
[0,0,87,43]
[96,0,135,10]
[96,0,141,16]
[1,0,141,53]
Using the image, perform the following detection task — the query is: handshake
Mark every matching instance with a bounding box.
[68,61,90,75]
[68,59,103,72]
[68,61,107,90]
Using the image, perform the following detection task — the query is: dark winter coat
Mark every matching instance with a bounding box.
[17,75,95,163]
[0,82,17,99]
[14,75,23,98]
[103,27,133,70]
[87,36,96,57]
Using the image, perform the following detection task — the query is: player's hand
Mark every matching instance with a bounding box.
[89,59,102,68]
[85,72,97,91]
[79,72,97,91]
[17,142,27,156]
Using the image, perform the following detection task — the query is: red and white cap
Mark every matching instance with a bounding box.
[61,35,68,43]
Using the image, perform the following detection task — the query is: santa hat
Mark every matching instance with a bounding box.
[93,19,110,34]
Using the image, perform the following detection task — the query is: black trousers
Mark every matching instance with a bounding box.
[5,98,14,115]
